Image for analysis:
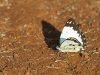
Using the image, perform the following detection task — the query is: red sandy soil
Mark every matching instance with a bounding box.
[0,0,100,75]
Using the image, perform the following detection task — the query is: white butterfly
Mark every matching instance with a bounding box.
[56,18,86,52]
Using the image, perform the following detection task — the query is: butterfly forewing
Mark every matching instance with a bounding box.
[57,18,86,52]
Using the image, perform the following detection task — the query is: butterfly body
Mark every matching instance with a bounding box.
[56,18,86,52]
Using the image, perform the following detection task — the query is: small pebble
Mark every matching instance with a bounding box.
[84,52,89,59]
[0,33,6,37]
[97,47,100,52]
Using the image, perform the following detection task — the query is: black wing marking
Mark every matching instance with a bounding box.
[65,18,79,31]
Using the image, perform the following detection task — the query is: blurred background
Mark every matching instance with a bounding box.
[0,0,100,75]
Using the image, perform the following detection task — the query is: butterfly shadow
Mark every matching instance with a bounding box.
[42,20,61,50]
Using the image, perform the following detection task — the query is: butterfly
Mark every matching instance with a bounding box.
[56,18,86,52]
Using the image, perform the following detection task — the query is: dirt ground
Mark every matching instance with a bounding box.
[0,0,100,75]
